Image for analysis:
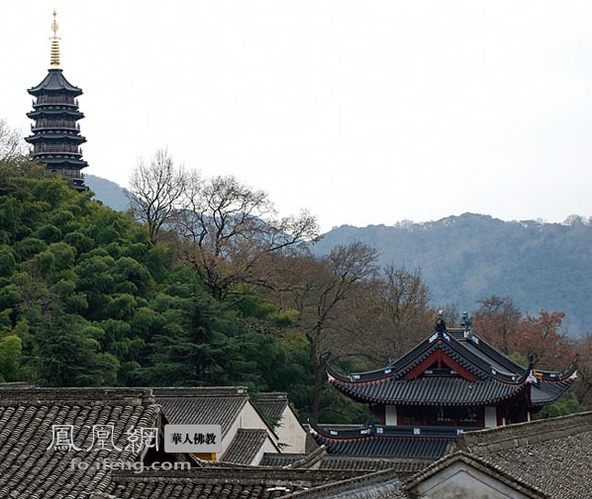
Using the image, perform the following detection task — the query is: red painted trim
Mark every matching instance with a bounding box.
[405,347,478,381]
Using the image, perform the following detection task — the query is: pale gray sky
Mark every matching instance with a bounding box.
[3,1,592,231]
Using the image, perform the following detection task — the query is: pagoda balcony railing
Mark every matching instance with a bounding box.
[45,168,85,180]
[34,96,79,106]
[34,144,82,154]
[31,120,80,131]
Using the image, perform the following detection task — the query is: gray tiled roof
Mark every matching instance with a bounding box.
[452,411,592,499]
[222,429,270,465]
[310,424,458,460]
[109,468,367,499]
[280,468,405,499]
[260,453,309,467]
[319,456,427,475]
[314,436,449,460]
[154,387,249,437]
[255,393,289,422]
[332,376,528,406]
[0,387,160,499]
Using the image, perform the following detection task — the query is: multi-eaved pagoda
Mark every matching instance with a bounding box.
[311,314,577,461]
[25,11,88,190]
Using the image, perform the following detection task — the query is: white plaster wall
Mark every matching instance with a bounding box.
[274,406,307,453]
[484,406,497,428]
[385,405,398,425]
[222,401,278,455]
[413,462,531,499]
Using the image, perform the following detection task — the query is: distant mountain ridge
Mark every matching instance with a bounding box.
[86,174,130,212]
[312,213,592,336]
[87,175,591,336]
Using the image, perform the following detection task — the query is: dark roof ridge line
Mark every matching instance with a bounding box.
[417,335,530,384]
[462,333,527,373]
[286,445,328,469]
[443,333,530,383]
[255,392,288,398]
[327,335,530,386]
[309,421,461,441]
[110,467,363,481]
[0,387,155,405]
[388,330,521,381]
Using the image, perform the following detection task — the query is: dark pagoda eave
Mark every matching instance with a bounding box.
[28,68,83,96]
[27,109,84,119]
[36,157,88,166]
[25,134,86,144]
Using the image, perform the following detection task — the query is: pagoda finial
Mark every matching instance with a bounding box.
[50,10,61,68]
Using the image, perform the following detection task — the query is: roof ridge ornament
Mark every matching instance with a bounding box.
[461,311,473,339]
[435,310,447,333]
[50,10,61,68]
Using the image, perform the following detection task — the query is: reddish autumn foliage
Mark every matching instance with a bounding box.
[473,296,575,371]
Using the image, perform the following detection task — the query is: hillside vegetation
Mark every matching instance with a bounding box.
[89,175,592,336]
[313,215,592,336]
[0,161,374,422]
[1,148,590,422]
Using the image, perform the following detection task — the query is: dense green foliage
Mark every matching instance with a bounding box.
[0,171,583,422]
[0,171,367,422]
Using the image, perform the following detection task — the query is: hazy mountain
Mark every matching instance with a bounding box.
[86,174,130,212]
[312,213,592,337]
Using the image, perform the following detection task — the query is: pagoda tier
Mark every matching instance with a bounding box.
[324,322,576,430]
[25,13,88,190]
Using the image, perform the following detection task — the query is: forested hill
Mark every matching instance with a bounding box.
[312,214,592,336]
[87,175,592,336]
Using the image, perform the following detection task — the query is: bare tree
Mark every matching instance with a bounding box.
[128,149,186,244]
[473,295,521,354]
[279,242,378,419]
[375,265,432,356]
[0,119,43,194]
[0,119,24,165]
[175,174,319,300]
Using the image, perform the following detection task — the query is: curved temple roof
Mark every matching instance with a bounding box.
[326,329,577,408]
[28,68,83,96]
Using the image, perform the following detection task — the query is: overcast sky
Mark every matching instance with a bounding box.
[2,1,592,231]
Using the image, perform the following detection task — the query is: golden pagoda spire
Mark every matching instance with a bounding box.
[50,10,61,68]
